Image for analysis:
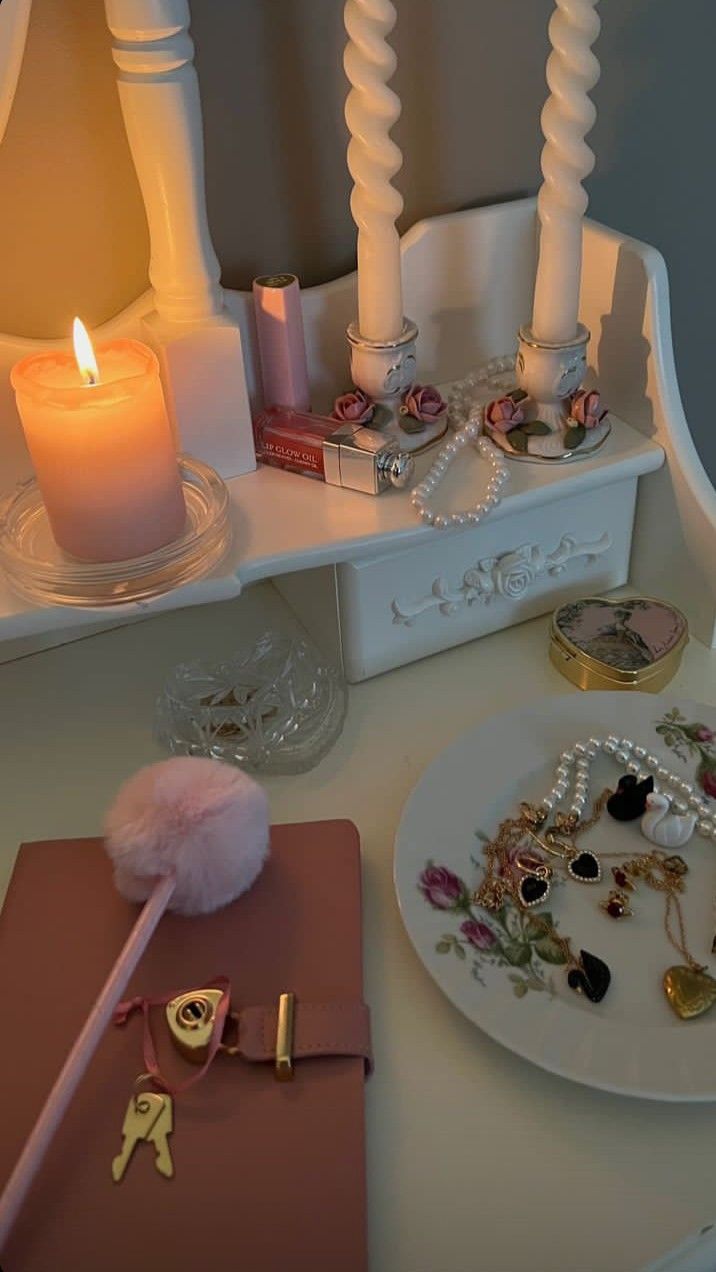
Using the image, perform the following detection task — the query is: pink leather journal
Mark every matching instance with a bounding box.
[0,821,368,1271]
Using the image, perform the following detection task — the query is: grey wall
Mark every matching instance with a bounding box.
[588,0,713,476]
[1,0,712,476]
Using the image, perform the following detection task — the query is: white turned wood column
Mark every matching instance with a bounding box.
[104,0,222,324]
[103,0,256,478]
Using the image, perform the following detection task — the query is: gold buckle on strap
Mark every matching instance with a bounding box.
[275,992,296,1082]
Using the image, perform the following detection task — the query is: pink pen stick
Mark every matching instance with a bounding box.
[0,874,175,1248]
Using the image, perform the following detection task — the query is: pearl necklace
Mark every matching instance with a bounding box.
[537,734,716,839]
[410,415,510,529]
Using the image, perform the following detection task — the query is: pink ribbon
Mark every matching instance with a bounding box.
[113,975,231,1098]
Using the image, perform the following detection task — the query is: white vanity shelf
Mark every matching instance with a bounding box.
[0,198,713,676]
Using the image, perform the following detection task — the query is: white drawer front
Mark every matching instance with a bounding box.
[336,478,637,680]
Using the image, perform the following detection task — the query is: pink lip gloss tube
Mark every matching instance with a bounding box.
[253,407,414,495]
[252,274,311,411]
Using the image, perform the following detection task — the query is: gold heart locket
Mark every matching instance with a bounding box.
[663,965,716,1020]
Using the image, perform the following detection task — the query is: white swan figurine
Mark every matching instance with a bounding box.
[641,793,697,849]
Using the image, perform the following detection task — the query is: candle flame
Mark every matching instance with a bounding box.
[72,317,100,386]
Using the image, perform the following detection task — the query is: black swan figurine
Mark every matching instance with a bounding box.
[606,774,654,821]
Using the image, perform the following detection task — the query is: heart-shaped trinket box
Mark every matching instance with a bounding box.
[550,597,688,692]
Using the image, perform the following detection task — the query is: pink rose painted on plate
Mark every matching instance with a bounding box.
[419,854,567,999]
[485,396,525,434]
[460,919,497,951]
[418,864,466,910]
[656,708,716,802]
[332,388,375,424]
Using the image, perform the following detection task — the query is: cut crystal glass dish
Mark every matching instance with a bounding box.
[155,632,347,774]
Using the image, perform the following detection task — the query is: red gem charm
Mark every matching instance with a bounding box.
[612,867,635,891]
[601,890,634,920]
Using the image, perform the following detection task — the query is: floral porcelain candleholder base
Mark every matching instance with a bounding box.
[340,318,448,455]
[483,325,611,463]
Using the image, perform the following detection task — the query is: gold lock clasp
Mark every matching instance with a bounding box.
[165,988,225,1064]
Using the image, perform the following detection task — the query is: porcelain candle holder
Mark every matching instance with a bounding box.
[484,325,611,463]
[345,319,447,454]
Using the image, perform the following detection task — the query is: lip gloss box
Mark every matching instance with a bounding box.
[253,407,414,495]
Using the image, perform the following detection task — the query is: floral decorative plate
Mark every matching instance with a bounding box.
[394,692,716,1100]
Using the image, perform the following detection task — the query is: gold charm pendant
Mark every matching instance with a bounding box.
[600,890,634,920]
[532,822,602,885]
[663,965,716,1020]
[514,855,552,909]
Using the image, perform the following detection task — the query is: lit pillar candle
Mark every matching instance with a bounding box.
[344,0,404,343]
[531,0,601,345]
[11,321,186,562]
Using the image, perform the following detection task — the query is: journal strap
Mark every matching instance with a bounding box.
[236,1000,373,1075]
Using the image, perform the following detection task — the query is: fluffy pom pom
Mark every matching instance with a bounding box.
[104,757,270,916]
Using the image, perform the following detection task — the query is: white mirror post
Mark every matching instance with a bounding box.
[104,0,255,479]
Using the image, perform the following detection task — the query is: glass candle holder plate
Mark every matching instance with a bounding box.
[0,456,230,607]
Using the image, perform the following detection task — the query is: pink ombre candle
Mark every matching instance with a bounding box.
[11,324,186,562]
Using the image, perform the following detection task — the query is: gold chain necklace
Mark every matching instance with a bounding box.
[476,790,711,1019]
[474,801,611,1003]
[597,847,714,1020]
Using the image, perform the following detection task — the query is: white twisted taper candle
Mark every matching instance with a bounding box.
[344,0,405,344]
[532,0,601,345]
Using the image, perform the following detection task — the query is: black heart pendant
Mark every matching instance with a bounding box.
[567,950,611,1003]
[518,874,550,909]
[567,851,601,883]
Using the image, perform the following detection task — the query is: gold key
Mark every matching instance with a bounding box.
[111,1087,174,1183]
[146,1093,174,1179]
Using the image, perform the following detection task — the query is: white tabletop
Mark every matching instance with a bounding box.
[1,582,714,1272]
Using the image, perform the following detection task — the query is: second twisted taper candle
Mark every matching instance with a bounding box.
[532,0,602,345]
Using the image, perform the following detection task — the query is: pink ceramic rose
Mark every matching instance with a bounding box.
[700,767,716,800]
[485,395,525,434]
[419,865,465,910]
[570,388,607,430]
[401,384,448,423]
[332,388,375,424]
[695,726,715,743]
[460,918,497,951]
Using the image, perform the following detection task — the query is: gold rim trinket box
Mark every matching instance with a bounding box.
[549,597,688,692]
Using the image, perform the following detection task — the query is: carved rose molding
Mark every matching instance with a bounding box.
[391,532,611,626]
